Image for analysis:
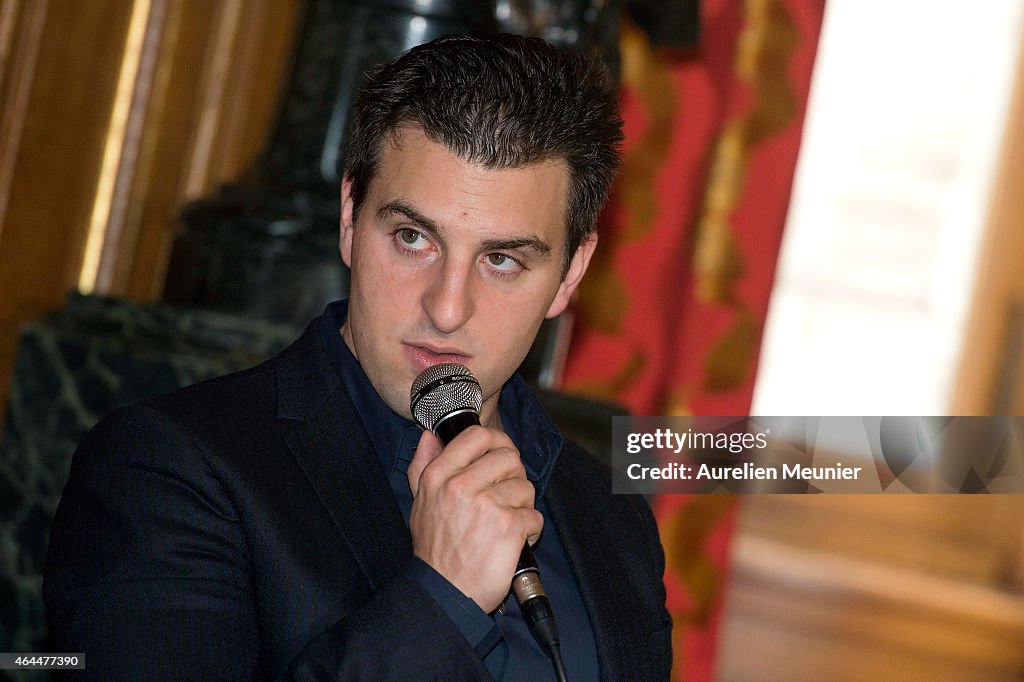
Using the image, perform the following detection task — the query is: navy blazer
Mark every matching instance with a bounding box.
[44,318,672,680]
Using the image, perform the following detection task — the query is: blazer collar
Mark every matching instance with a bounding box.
[275,321,411,590]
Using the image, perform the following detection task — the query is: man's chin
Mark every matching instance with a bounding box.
[380,386,416,422]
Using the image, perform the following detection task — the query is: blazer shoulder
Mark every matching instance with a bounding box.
[144,361,278,428]
[69,349,288,485]
[130,321,328,445]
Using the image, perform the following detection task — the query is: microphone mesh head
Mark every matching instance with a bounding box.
[410,363,482,432]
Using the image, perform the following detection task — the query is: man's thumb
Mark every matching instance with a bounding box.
[407,429,443,497]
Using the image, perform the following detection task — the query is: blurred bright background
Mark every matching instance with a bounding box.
[756,0,1024,417]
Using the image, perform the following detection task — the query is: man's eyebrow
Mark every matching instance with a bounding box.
[377,200,440,236]
[481,236,551,256]
[378,199,552,257]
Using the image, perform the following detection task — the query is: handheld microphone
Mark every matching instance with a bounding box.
[410,363,565,678]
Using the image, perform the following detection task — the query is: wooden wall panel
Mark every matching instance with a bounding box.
[951,35,1024,418]
[0,0,302,417]
[946,19,1024,589]
[104,0,220,299]
[0,0,135,413]
[216,0,302,185]
[115,0,301,300]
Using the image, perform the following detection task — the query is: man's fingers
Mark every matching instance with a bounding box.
[473,474,535,511]
[410,428,525,500]
[406,424,544,613]
[463,447,528,489]
[435,426,516,468]
[408,429,443,498]
[522,507,544,547]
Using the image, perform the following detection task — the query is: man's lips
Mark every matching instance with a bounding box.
[403,343,472,371]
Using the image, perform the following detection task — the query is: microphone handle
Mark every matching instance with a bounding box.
[512,544,560,653]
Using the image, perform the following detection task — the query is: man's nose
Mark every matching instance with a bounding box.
[422,259,475,334]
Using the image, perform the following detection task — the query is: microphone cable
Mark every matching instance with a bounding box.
[511,544,567,682]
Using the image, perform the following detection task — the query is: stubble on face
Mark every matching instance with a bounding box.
[338,127,583,427]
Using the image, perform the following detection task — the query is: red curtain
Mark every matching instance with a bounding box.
[562,1,825,677]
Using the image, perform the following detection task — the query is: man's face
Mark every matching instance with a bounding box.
[339,126,596,426]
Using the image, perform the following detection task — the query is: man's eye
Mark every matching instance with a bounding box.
[397,228,429,249]
[486,253,521,272]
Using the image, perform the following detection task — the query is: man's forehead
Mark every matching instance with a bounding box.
[368,126,571,246]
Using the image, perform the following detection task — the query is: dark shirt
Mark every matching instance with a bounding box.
[318,300,599,681]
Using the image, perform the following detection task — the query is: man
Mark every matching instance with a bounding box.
[44,33,672,680]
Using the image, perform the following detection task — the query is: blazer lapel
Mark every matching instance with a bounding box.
[546,462,639,682]
[276,325,410,591]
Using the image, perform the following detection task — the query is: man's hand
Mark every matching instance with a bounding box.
[407,426,543,613]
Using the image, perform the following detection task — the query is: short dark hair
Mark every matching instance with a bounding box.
[344,32,623,276]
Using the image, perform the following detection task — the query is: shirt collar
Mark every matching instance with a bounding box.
[316,300,564,499]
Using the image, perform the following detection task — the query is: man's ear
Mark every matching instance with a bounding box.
[339,176,355,268]
[546,232,598,319]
